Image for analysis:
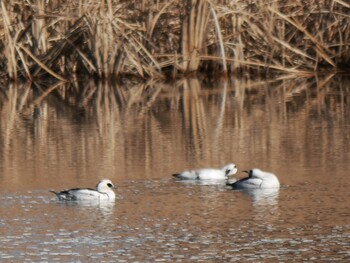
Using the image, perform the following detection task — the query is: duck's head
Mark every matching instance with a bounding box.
[96,179,116,192]
[223,163,238,176]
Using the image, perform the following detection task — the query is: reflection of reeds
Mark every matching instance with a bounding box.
[0,1,349,81]
[181,78,208,160]
[0,75,349,181]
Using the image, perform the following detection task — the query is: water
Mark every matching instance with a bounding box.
[0,75,350,262]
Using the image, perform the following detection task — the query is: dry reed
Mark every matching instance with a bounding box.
[0,0,349,81]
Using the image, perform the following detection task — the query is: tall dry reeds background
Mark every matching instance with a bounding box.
[0,0,349,81]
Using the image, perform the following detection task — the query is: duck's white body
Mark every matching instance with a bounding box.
[173,163,237,180]
[51,179,116,201]
[227,169,280,189]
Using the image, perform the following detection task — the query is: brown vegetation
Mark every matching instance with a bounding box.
[0,0,349,81]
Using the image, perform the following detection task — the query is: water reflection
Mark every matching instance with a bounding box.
[0,75,349,187]
[0,75,350,262]
[53,200,116,217]
[232,188,280,222]
[239,187,280,206]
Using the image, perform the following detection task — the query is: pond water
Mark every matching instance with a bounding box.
[0,75,350,262]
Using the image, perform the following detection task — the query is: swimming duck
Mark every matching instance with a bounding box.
[173,163,237,180]
[50,179,116,201]
[227,169,280,189]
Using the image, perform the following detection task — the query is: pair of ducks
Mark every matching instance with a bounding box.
[172,163,280,189]
[51,164,280,202]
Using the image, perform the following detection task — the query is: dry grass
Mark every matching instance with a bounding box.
[0,0,349,81]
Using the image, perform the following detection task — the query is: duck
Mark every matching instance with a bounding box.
[173,163,237,180]
[227,169,280,189]
[50,179,116,201]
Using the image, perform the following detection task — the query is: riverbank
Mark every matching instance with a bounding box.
[1,0,349,81]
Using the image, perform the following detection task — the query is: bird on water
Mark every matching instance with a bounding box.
[50,179,116,201]
[173,163,238,180]
[227,169,280,189]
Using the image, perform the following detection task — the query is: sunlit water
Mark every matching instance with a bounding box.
[0,76,350,261]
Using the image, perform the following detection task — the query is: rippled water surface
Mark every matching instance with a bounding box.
[0,76,350,262]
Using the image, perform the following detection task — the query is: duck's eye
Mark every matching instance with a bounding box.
[107,183,113,188]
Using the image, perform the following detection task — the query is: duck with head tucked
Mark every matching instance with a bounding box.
[227,169,280,189]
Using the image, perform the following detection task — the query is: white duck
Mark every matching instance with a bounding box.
[50,179,116,201]
[173,163,237,180]
[227,169,280,189]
